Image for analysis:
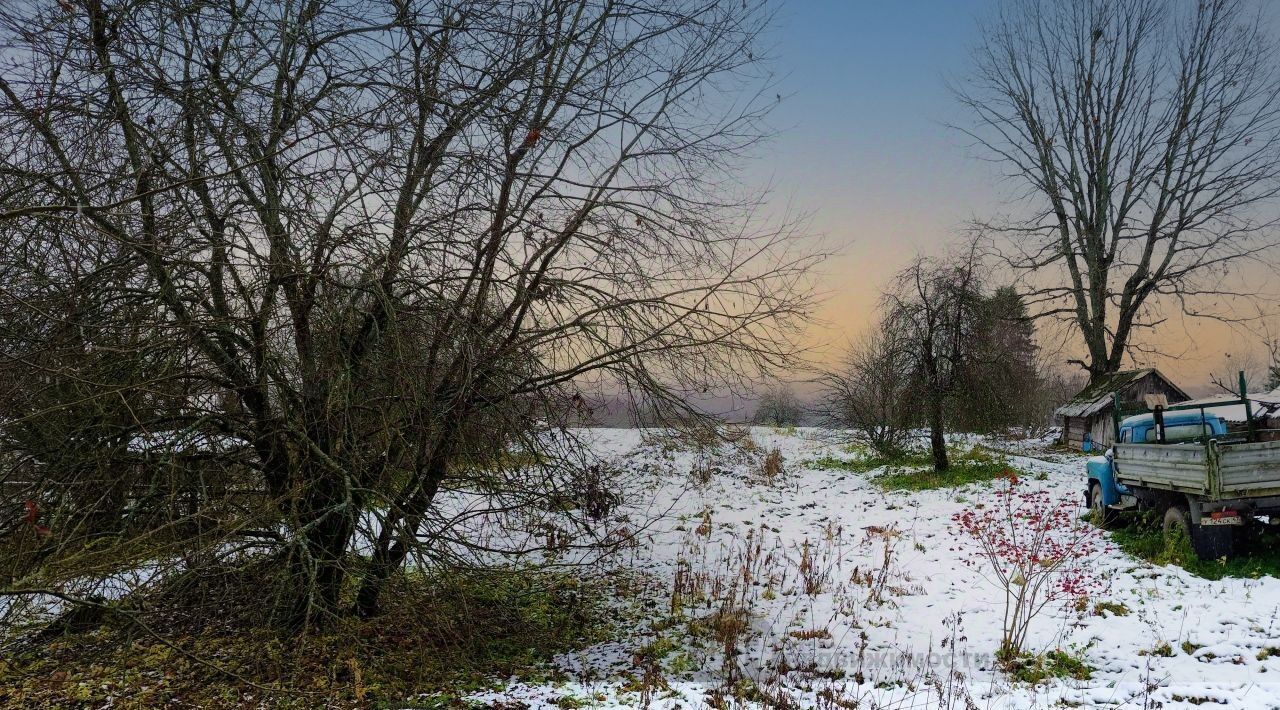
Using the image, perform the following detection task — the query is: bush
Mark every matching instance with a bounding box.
[760,448,785,483]
[952,473,1101,661]
[752,385,804,427]
[822,329,915,457]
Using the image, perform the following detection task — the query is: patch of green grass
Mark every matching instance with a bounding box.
[874,447,1017,492]
[808,449,933,473]
[1003,648,1093,684]
[1092,601,1130,617]
[1109,514,1280,580]
[809,444,1018,491]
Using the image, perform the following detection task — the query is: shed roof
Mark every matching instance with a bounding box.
[1177,392,1280,423]
[1053,368,1188,419]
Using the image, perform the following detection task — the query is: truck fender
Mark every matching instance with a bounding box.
[1086,455,1123,506]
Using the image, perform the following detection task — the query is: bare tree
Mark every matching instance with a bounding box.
[958,0,1280,383]
[883,247,987,472]
[752,383,804,426]
[1270,340,1280,391]
[1209,349,1272,393]
[829,279,1058,449]
[0,0,815,627]
[822,326,916,456]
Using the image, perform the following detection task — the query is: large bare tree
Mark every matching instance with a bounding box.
[0,0,814,627]
[958,0,1280,382]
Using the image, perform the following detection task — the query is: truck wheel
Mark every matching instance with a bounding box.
[1162,505,1191,541]
[1089,482,1115,529]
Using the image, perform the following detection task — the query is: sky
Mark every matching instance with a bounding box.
[754,0,1277,393]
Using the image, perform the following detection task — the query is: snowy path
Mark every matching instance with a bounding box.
[460,428,1280,709]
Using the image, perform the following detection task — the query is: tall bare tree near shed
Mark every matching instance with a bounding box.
[958,0,1280,383]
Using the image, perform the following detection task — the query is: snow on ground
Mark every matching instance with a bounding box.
[453,428,1280,709]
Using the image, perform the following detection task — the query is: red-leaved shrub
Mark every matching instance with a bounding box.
[951,472,1102,663]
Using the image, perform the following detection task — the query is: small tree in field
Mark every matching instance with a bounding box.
[830,281,1058,449]
[823,327,916,457]
[952,474,1101,664]
[753,384,804,427]
[882,247,986,472]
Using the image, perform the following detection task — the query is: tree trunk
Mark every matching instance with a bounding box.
[287,465,358,629]
[929,394,949,472]
[354,455,447,618]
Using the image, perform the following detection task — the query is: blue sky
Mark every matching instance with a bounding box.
[755,1,1002,358]
[752,0,1276,387]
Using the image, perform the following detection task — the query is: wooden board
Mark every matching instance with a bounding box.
[1218,440,1280,498]
[1114,443,1210,495]
[1115,440,1280,500]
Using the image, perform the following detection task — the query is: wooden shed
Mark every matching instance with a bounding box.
[1055,368,1189,451]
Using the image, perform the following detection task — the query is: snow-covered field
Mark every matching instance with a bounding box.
[461,427,1280,709]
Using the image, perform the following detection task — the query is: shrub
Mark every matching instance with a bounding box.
[951,473,1101,662]
[752,385,804,427]
[821,329,915,457]
[758,448,786,485]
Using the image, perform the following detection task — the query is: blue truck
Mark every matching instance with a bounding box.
[1085,400,1280,559]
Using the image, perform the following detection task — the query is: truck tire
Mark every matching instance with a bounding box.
[1162,504,1191,541]
[1089,482,1115,529]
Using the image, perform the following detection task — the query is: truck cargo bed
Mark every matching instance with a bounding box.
[1114,439,1280,500]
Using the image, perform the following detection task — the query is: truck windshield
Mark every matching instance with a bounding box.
[1143,423,1211,443]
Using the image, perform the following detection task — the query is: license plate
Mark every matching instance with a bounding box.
[1202,515,1242,526]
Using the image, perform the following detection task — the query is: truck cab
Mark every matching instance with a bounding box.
[1115,411,1229,446]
